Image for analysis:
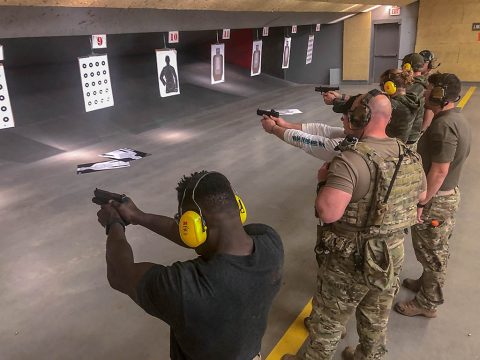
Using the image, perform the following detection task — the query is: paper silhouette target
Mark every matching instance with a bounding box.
[78,54,114,112]
[282,37,291,69]
[251,40,263,76]
[211,44,225,84]
[306,34,315,65]
[0,64,15,129]
[156,49,180,97]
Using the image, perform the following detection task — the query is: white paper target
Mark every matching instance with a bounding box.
[251,40,263,76]
[78,55,114,112]
[282,37,291,69]
[0,64,15,129]
[306,34,315,65]
[211,44,225,84]
[0,45,4,61]
[156,49,180,97]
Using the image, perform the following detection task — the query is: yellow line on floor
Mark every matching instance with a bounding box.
[456,86,476,110]
[265,299,312,360]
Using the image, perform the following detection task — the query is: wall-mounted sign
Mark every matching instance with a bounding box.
[291,25,297,34]
[91,34,107,49]
[0,45,4,61]
[222,29,231,40]
[262,27,269,37]
[169,31,179,44]
[389,6,401,16]
[472,23,480,31]
[315,24,321,32]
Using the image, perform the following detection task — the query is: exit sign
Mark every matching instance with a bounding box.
[473,23,480,31]
[389,6,401,16]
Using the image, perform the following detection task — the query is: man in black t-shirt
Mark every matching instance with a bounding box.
[94,171,284,360]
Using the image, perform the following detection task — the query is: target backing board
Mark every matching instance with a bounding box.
[156,49,180,97]
[78,55,114,112]
[0,64,15,129]
[251,40,263,76]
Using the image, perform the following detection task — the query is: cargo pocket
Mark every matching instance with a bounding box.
[362,238,395,291]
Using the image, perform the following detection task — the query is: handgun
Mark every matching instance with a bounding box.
[257,108,280,118]
[314,85,340,93]
[92,188,127,205]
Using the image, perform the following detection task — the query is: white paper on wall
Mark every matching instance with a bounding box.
[211,43,225,84]
[262,27,269,37]
[251,40,263,76]
[91,35,107,49]
[78,54,114,112]
[316,24,321,32]
[292,25,297,34]
[156,49,180,97]
[306,34,315,65]
[0,64,15,129]
[282,37,292,69]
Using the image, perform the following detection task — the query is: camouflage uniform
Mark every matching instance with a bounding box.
[303,141,424,360]
[411,188,460,310]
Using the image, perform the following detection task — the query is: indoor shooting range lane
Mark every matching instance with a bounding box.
[0,80,479,360]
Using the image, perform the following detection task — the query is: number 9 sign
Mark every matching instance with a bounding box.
[91,34,107,49]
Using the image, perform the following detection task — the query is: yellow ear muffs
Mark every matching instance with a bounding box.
[236,195,247,224]
[402,62,412,71]
[383,80,397,95]
[179,210,207,248]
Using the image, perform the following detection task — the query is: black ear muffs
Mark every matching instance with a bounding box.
[348,89,382,129]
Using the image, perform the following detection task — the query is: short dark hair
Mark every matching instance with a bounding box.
[428,73,461,101]
[176,171,237,212]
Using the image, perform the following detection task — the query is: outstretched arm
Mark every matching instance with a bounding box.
[97,204,156,301]
[111,198,188,248]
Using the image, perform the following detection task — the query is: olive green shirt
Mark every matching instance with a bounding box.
[386,93,421,144]
[417,109,471,190]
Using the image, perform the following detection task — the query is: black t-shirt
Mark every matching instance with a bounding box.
[136,224,284,360]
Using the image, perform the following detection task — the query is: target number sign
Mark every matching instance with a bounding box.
[169,31,179,44]
[91,35,107,49]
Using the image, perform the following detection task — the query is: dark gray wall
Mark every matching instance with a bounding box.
[280,24,343,84]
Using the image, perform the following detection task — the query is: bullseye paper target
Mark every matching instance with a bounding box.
[78,55,114,112]
[0,64,15,129]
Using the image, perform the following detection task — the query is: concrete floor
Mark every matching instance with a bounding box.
[0,60,479,360]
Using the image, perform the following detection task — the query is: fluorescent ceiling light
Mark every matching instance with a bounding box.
[341,4,361,12]
[328,14,356,24]
[362,5,381,12]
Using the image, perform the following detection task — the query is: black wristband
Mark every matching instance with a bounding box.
[417,202,426,208]
[106,219,126,235]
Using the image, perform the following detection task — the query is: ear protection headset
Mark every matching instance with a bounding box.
[402,62,412,72]
[382,72,398,96]
[428,74,459,107]
[177,172,247,248]
[347,89,382,130]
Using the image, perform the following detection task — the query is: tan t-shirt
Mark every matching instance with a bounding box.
[417,109,471,190]
[326,137,424,202]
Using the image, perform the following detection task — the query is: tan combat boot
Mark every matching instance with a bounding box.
[341,346,355,360]
[394,299,437,318]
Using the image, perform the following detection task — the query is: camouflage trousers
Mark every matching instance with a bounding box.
[302,228,404,360]
[412,188,460,310]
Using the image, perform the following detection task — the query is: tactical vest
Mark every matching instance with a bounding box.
[336,140,424,235]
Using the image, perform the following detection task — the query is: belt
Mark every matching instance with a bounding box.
[436,189,455,196]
